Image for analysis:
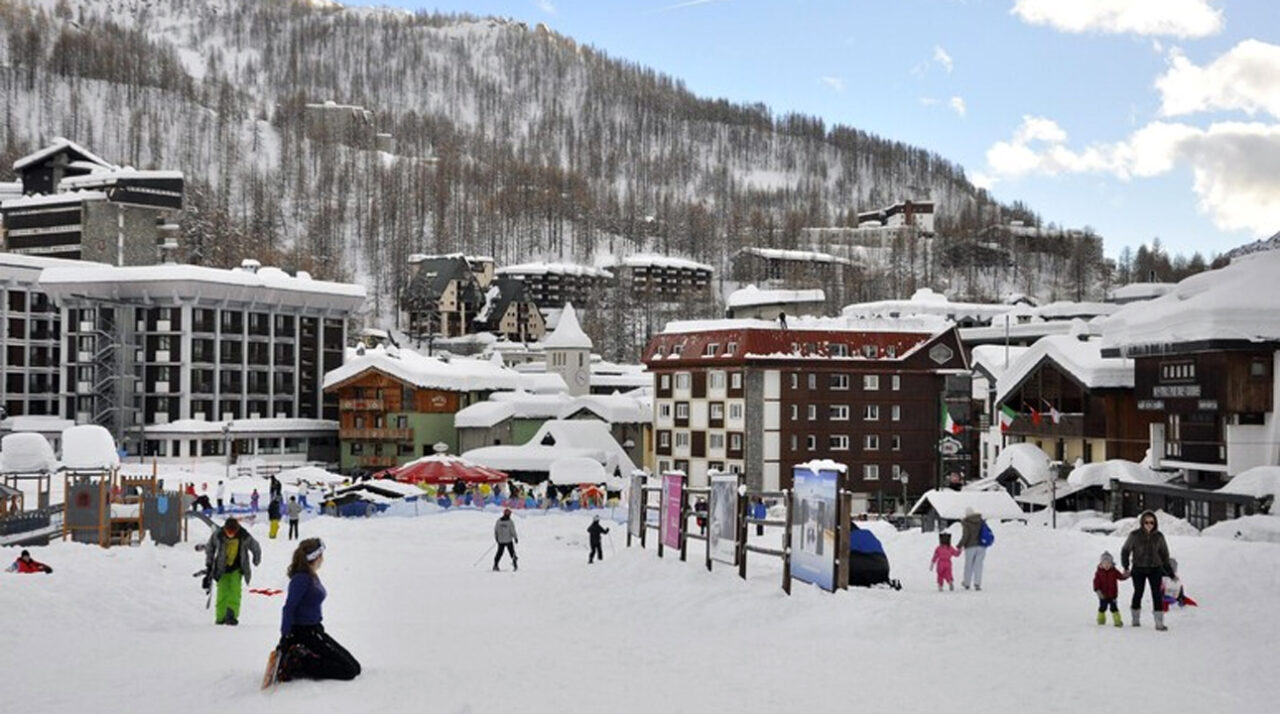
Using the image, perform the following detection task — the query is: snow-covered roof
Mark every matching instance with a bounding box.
[60,425,119,471]
[456,391,648,428]
[995,332,1134,405]
[1109,282,1176,303]
[1102,250,1280,354]
[908,488,1024,521]
[2,190,108,209]
[969,345,1032,383]
[992,443,1053,485]
[660,313,951,337]
[1030,301,1118,320]
[1067,460,1174,490]
[13,138,115,171]
[795,459,848,474]
[727,285,826,309]
[1013,479,1090,507]
[516,372,569,394]
[38,263,366,305]
[1217,466,1280,500]
[843,288,1015,323]
[143,418,339,435]
[738,246,852,265]
[496,262,613,279]
[611,253,713,272]
[543,303,592,349]
[549,456,608,486]
[0,416,76,434]
[58,169,184,190]
[275,465,347,486]
[324,345,521,393]
[563,394,649,423]
[462,419,636,477]
[0,433,58,473]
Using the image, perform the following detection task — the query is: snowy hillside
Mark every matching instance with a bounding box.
[2,508,1279,712]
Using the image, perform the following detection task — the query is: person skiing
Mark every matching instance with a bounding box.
[1093,551,1130,626]
[587,515,610,564]
[286,495,302,540]
[1121,510,1173,631]
[216,480,227,514]
[6,549,52,574]
[930,532,961,591]
[275,538,361,682]
[267,497,283,539]
[202,517,261,625]
[493,508,519,571]
[958,507,989,590]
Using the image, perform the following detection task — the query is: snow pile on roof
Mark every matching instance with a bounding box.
[1109,282,1176,303]
[992,443,1054,485]
[0,416,76,434]
[795,459,848,473]
[1067,460,1173,490]
[496,262,613,279]
[908,488,1024,521]
[276,465,347,487]
[39,263,366,300]
[144,418,338,435]
[843,288,1013,322]
[661,313,952,336]
[13,137,114,171]
[1202,514,1280,543]
[1030,301,1118,320]
[0,433,58,473]
[549,457,608,486]
[738,246,852,265]
[515,372,568,394]
[455,393,569,428]
[1217,466,1280,500]
[462,420,635,481]
[1102,250,1280,352]
[970,345,1031,383]
[543,303,592,349]
[324,345,521,392]
[60,425,120,471]
[612,253,713,272]
[564,394,649,423]
[727,285,825,309]
[996,334,1133,405]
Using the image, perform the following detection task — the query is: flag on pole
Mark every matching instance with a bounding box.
[998,404,1017,432]
[1030,407,1042,426]
[941,404,963,435]
[1050,406,1061,425]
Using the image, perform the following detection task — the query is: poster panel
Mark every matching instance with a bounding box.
[627,472,645,538]
[661,474,683,549]
[790,465,839,591]
[709,474,739,565]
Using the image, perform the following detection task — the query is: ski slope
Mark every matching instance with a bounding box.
[1,508,1278,713]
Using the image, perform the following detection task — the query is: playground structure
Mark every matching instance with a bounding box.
[63,466,189,548]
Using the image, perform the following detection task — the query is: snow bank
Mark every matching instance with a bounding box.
[59,425,120,471]
[0,433,57,473]
[727,285,825,309]
[1202,515,1280,543]
[549,456,607,486]
[1112,510,1200,537]
[1217,466,1280,500]
[1067,460,1172,490]
[992,443,1053,485]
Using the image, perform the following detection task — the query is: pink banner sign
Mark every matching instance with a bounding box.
[662,474,683,549]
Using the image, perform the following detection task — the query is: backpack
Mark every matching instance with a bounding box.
[978,521,995,547]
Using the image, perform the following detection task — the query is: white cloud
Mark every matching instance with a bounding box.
[933,46,953,73]
[1011,0,1224,38]
[979,116,1280,234]
[919,97,940,107]
[536,0,556,14]
[820,76,845,93]
[949,96,967,118]
[1157,40,1280,120]
[654,0,723,13]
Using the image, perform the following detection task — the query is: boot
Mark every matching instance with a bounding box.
[1131,609,1141,627]
[1096,611,1106,625]
[225,608,238,626]
[948,582,954,591]
[513,557,519,572]
[1154,610,1168,631]
[1112,610,1124,627]
[492,563,499,572]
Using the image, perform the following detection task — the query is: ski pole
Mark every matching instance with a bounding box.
[472,543,496,567]
[608,530,616,555]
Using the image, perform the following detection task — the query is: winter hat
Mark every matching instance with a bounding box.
[223,517,240,534]
[592,515,600,522]
[503,508,512,516]
[1100,551,1114,566]
[964,507,976,517]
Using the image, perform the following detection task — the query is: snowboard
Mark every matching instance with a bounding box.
[261,649,281,690]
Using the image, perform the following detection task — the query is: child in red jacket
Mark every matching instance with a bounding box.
[1093,551,1129,626]
[5,549,53,574]
[930,533,961,591]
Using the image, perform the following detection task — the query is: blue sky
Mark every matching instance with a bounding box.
[350,1,1280,258]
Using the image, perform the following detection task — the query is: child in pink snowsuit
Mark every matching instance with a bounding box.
[930,532,961,591]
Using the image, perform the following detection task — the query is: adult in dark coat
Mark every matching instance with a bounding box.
[848,524,898,589]
[587,515,610,564]
[1121,510,1173,630]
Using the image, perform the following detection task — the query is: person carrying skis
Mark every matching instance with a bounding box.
[275,538,361,682]
[587,515,610,564]
[286,496,302,540]
[493,508,519,571]
[1121,510,1174,631]
[267,497,283,539]
[6,549,52,574]
[202,517,262,625]
[1093,551,1130,626]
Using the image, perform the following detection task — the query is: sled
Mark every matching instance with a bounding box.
[261,649,281,690]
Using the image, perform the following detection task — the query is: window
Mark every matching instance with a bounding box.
[864,434,880,451]
[675,373,691,390]
[790,434,798,451]
[864,404,880,421]
[351,443,364,455]
[886,345,897,358]
[891,405,901,421]
[790,404,798,421]
[864,375,880,391]
[659,403,672,419]
[830,343,848,357]
[829,405,849,421]
[863,345,878,358]
[704,343,719,357]
[864,464,879,480]
[659,432,671,448]
[709,433,725,450]
[830,374,849,390]
[660,374,671,390]
[676,403,689,419]
[808,373,816,389]
[655,345,666,357]
[892,435,901,451]
[726,341,738,356]
[710,403,725,420]
[658,460,671,473]
[730,372,742,390]
[709,371,726,390]
[829,435,850,451]
[729,403,743,420]
[807,404,817,421]
[891,375,900,391]
[675,432,690,448]
[730,433,742,451]
[672,343,684,356]
[790,373,799,389]
[806,435,816,451]
[892,464,901,479]
[1251,360,1268,378]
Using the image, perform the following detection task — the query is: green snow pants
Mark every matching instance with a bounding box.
[215,571,242,622]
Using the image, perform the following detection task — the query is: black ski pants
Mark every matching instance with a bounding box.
[589,541,604,562]
[288,519,299,540]
[1130,567,1163,611]
[494,542,517,568]
[288,624,361,681]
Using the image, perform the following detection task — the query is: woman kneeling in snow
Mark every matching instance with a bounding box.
[276,538,361,681]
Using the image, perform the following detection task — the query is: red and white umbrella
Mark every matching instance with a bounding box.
[377,455,508,485]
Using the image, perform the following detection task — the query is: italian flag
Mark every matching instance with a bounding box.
[998,404,1018,432]
[941,405,962,435]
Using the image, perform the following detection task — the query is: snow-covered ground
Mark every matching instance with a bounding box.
[2,509,1279,713]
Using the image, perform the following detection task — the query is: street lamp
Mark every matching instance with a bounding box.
[897,470,910,516]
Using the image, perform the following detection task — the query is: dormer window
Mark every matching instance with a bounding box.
[704,342,719,357]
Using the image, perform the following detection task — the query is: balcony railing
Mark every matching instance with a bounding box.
[340,427,412,441]
[340,399,384,411]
